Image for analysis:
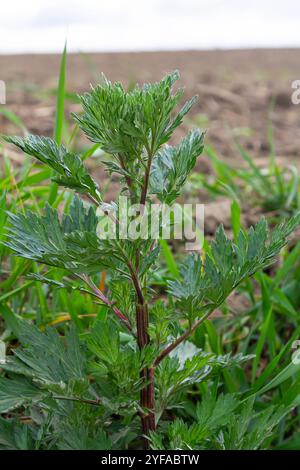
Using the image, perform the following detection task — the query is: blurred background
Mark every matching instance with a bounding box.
[1,0,300,208]
[1,0,300,53]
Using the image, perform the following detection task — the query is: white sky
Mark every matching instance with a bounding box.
[0,0,300,53]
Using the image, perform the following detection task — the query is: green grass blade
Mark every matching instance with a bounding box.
[49,41,67,205]
[0,281,34,303]
[250,325,300,393]
[258,361,300,395]
[159,239,179,278]
[274,241,300,287]
[54,41,67,146]
[0,108,27,133]
[231,199,241,242]
[235,139,272,192]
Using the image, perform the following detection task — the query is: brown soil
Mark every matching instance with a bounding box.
[1,49,300,157]
[1,49,300,208]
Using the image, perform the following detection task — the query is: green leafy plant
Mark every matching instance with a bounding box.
[1,71,300,449]
[150,394,290,450]
[190,138,300,217]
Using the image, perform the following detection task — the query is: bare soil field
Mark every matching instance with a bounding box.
[1,49,300,161]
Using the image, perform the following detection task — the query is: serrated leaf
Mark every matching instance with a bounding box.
[1,319,86,385]
[73,71,193,161]
[139,245,160,276]
[4,196,117,275]
[150,129,204,203]
[168,214,300,318]
[0,377,45,413]
[2,134,101,201]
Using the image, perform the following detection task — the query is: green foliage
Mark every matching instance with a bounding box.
[0,417,35,450]
[2,135,100,201]
[192,139,300,216]
[155,345,253,419]
[0,318,254,449]
[0,319,130,448]
[169,215,300,320]
[74,71,196,157]
[5,196,114,274]
[150,394,289,450]
[0,321,86,391]
[0,377,44,414]
[150,129,204,203]
[0,320,110,449]
[1,69,300,450]
[73,71,199,199]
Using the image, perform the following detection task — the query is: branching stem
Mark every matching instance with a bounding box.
[153,309,213,367]
[79,274,134,334]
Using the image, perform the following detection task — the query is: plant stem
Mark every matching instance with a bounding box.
[118,153,135,201]
[127,258,156,446]
[80,274,134,334]
[153,309,213,367]
[134,143,158,447]
[136,302,156,448]
[119,140,157,447]
[140,154,153,207]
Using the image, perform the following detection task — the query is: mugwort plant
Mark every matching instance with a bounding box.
[1,72,300,449]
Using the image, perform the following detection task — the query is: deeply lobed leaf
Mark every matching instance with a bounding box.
[150,129,205,203]
[168,213,300,318]
[4,196,115,274]
[74,71,197,160]
[2,134,100,201]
